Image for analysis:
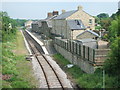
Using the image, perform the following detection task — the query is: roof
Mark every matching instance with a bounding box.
[42,15,57,27]
[46,20,52,28]
[54,10,77,19]
[77,30,99,37]
[67,20,86,30]
[32,21,38,24]
[45,15,57,21]
[76,38,97,43]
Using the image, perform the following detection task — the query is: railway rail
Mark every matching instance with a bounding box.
[23,30,66,89]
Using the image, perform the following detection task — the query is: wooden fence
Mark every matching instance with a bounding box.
[54,37,110,64]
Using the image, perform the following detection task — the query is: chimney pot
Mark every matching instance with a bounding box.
[47,12,53,17]
[78,5,83,11]
[53,11,59,16]
[62,9,66,13]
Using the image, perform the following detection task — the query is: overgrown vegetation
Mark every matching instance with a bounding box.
[1,12,38,88]
[2,35,37,88]
[103,11,120,87]
[53,54,117,88]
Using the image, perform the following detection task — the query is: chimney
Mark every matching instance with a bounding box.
[77,5,83,11]
[62,9,66,13]
[53,11,59,16]
[47,12,53,17]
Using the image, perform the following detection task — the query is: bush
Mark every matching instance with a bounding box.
[11,81,30,88]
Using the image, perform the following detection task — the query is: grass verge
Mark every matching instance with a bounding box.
[2,30,38,88]
[53,54,116,88]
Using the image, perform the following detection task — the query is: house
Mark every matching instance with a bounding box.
[25,20,33,29]
[32,11,58,38]
[39,15,57,38]
[51,5,95,39]
[76,30,100,40]
[31,21,39,32]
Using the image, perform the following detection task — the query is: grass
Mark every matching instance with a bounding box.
[2,30,38,88]
[53,54,116,88]
[13,30,28,55]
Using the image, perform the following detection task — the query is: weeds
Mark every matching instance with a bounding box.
[53,54,116,88]
[2,30,37,88]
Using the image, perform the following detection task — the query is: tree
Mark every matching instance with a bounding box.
[104,15,120,87]
[108,16,119,42]
[1,11,17,42]
[97,13,109,19]
[94,16,100,24]
[96,13,111,30]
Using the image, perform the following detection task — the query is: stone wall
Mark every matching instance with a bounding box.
[54,37,110,73]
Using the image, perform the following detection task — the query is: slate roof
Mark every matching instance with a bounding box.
[76,38,97,43]
[42,15,57,27]
[45,15,57,21]
[67,20,86,30]
[32,21,38,24]
[54,10,77,19]
[77,30,99,37]
[46,20,52,28]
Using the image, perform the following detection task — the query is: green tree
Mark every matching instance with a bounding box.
[1,11,17,42]
[96,13,111,31]
[108,16,119,42]
[104,15,120,87]
[100,18,111,31]
[97,13,109,19]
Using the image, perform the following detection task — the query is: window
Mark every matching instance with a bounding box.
[77,20,80,25]
[75,20,81,25]
[89,19,92,24]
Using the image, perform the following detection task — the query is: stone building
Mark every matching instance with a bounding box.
[39,15,57,38]
[31,21,39,32]
[76,30,99,40]
[32,11,58,38]
[51,5,95,39]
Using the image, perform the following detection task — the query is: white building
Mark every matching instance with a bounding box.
[25,20,33,29]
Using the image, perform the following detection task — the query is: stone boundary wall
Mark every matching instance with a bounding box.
[54,37,110,73]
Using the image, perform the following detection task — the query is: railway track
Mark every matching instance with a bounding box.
[23,31,65,89]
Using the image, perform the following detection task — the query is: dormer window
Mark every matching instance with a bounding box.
[75,20,80,25]
[89,19,92,24]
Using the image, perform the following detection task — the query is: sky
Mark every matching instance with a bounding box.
[1,2,119,20]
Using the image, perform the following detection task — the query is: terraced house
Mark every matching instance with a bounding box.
[32,11,58,38]
[51,6,95,39]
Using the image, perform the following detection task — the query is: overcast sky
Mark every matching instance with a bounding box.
[2,2,119,19]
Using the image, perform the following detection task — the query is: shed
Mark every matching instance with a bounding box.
[75,38,97,49]
[76,30,100,40]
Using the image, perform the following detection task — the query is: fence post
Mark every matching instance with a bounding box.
[79,44,81,56]
[70,41,71,52]
[93,49,95,62]
[73,42,74,54]
[83,45,85,59]
[88,47,89,61]
[67,40,68,51]
[76,43,77,54]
